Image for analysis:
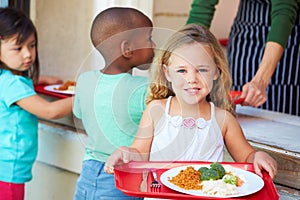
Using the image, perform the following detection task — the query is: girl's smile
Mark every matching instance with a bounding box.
[184,86,201,95]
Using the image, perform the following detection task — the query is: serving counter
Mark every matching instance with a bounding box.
[235,105,300,191]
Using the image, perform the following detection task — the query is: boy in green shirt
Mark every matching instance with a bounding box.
[73,7,156,199]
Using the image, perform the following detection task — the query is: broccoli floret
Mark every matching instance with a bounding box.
[210,162,226,179]
[223,174,237,185]
[200,168,219,181]
[198,166,209,174]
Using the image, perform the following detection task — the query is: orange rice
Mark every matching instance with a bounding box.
[169,166,203,190]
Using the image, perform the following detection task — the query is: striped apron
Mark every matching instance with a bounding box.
[227,0,300,116]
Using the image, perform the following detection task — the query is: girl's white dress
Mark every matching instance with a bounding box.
[150,96,224,162]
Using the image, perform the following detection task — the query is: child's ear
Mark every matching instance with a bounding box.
[213,67,220,80]
[121,40,132,58]
[163,64,171,82]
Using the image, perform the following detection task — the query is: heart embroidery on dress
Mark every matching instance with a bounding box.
[182,118,196,128]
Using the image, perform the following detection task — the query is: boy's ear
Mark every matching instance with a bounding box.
[163,64,171,82]
[121,40,132,58]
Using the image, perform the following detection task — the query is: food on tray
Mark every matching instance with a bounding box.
[168,162,245,196]
[169,166,203,190]
[223,174,237,185]
[54,80,75,91]
[201,179,238,196]
[199,162,225,181]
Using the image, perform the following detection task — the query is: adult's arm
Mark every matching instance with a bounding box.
[187,0,298,46]
[267,0,299,48]
[186,0,219,28]
[242,0,299,107]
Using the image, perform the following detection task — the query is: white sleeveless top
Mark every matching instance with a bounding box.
[149,96,224,162]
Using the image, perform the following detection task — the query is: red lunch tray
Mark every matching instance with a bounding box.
[229,91,245,105]
[34,84,72,99]
[218,39,229,47]
[114,161,279,200]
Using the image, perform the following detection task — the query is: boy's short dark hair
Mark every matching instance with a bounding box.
[90,7,152,49]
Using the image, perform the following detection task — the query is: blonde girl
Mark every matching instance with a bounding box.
[105,24,277,179]
[147,22,234,114]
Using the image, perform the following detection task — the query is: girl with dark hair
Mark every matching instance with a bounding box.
[0,8,72,200]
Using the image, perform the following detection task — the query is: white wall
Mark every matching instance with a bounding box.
[153,0,240,39]
[30,0,154,81]
[31,0,239,81]
[30,0,94,81]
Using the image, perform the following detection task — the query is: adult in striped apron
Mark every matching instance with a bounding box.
[187,0,300,116]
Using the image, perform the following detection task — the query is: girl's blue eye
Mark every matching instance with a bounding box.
[177,69,186,73]
[198,68,208,73]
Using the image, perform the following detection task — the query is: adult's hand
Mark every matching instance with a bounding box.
[241,81,267,107]
[240,42,284,107]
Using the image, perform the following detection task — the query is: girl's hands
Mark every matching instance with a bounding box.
[252,151,277,179]
[104,146,143,174]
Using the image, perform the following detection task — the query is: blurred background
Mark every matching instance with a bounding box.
[7,0,239,82]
